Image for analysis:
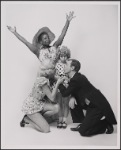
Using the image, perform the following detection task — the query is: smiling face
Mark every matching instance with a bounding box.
[39,33,50,46]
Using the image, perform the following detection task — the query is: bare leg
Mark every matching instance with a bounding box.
[56,92,63,123]
[24,115,43,131]
[27,112,50,133]
[63,97,70,120]
[62,97,69,123]
[42,102,60,117]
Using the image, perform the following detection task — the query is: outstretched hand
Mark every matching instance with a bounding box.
[66,11,76,22]
[7,26,16,33]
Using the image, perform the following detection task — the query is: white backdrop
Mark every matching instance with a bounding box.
[1,1,120,148]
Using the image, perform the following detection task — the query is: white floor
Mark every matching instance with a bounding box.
[1,110,119,149]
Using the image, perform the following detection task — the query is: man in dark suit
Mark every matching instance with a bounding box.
[59,59,117,136]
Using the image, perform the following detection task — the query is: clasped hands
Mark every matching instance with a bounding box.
[57,76,69,88]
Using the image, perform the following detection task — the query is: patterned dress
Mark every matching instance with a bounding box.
[51,61,69,91]
[22,46,58,114]
[55,61,66,77]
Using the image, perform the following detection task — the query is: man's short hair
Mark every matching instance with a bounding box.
[69,59,81,72]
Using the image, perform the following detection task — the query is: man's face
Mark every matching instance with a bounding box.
[64,60,72,74]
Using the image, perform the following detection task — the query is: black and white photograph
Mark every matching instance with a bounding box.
[1,1,120,149]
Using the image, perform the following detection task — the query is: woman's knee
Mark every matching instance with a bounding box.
[40,124,50,133]
[42,127,50,133]
[27,113,50,133]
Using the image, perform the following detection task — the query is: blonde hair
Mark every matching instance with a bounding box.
[58,46,71,59]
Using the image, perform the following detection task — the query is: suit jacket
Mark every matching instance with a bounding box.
[59,72,117,125]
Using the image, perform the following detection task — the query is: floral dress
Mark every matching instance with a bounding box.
[22,46,58,114]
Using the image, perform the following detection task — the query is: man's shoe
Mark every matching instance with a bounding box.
[106,124,114,134]
[70,124,81,131]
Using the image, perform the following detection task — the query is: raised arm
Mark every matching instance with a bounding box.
[7,26,38,55]
[53,11,75,48]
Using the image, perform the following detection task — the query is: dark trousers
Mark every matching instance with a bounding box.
[70,104,85,123]
[78,103,107,136]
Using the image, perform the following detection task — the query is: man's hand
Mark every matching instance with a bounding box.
[69,97,77,109]
[63,81,69,88]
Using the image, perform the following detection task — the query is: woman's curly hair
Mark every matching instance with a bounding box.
[57,46,71,59]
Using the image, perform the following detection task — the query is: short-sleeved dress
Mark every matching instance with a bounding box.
[22,46,58,114]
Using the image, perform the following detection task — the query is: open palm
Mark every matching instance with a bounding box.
[66,11,76,22]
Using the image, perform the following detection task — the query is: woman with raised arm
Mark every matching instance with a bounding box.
[7,11,75,133]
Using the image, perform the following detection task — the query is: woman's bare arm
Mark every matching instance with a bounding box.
[42,77,64,102]
[53,11,75,48]
[7,26,38,55]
